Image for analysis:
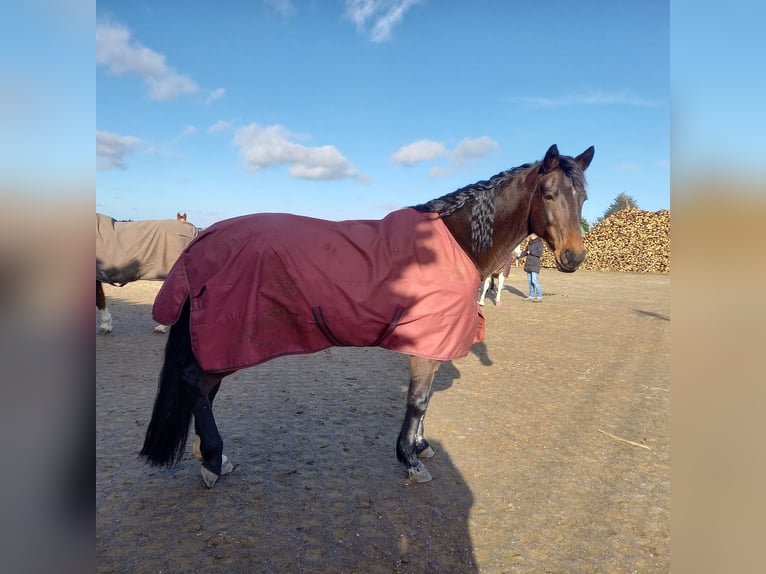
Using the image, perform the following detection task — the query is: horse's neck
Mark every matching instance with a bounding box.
[443,169,535,277]
[483,219,530,277]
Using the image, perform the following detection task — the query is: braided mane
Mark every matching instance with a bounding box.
[411,164,531,252]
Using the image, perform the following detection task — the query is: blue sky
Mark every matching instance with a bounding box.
[671,1,766,182]
[96,1,669,229]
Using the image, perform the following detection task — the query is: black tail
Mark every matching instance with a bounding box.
[140,299,197,467]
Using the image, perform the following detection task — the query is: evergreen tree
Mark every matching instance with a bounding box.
[599,192,639,222]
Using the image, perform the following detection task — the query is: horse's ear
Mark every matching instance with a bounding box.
[575,146,595,171]
[542,144,560,173]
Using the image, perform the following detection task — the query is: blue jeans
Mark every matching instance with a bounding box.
[527,271,542,298]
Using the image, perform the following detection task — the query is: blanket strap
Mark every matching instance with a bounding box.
[370,306,405,346]
[310,306,344,346]
[310,305,405,348]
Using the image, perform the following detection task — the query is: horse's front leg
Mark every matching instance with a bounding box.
[192,373,233,488]
[397,356,441,482]
[415,415,435,459]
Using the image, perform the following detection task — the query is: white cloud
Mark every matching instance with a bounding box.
[146,73,198,102]
[618,163,641,173]
[264,0,295,17]
[96,21,199,101]
[656,159,670,169]
[391,135,499,175]
[508,90,661,109]
[233,123,364,181]
[344,0,420,43]
[208,120,233,133]
[390,139,447,165]
[205,87,226,105]
[97,131,141,170]
[167,125,197,145]
[452,136,500,164]
[179,125,197,137]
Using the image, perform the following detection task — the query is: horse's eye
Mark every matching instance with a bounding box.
[543,192,555,201]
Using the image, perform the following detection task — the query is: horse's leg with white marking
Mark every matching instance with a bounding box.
[415,413,435,459]
[478,277,490,306]
[96,280,112,333]
[397,357,441,482]
[192,373,233,488]
[495,272,506,305]
[97,308,113,333]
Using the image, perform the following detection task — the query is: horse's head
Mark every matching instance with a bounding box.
[529,144,594,273]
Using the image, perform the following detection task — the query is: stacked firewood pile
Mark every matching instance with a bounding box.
[538,208,670,273]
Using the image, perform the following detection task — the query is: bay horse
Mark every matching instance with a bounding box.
[140,144,594,487]
[96,212,198,333]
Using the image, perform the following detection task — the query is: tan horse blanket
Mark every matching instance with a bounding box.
[153,208,485,372]
[96,213,198,285]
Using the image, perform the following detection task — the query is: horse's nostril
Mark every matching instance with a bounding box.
[560,248,585,270]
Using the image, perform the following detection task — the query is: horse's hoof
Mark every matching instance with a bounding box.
[478,300,485,306]
[200,465,218,488]
[418,446,435,459]
[495,300,503,306]
[409,467,432,483]
[98,326,112,334]
[153,324,169,334]
[200,455,233,488]
[192,435,203,461]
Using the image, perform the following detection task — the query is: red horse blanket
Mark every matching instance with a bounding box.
[96,214,198,285]
[153,208,485,372]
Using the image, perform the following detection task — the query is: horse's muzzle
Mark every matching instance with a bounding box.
[557,248,586,273]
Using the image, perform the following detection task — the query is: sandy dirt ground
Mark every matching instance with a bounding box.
[96,269,669,573]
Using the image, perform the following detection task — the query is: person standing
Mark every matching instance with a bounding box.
[519,233,544,301]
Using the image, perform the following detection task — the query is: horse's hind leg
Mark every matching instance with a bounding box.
[96,280,112,334]
[192,373,233,488]
[192,381,221,460]
[397,357,441,482]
